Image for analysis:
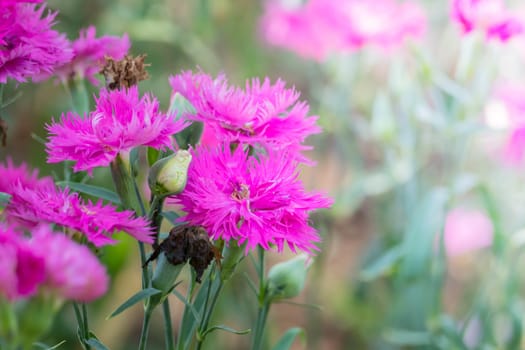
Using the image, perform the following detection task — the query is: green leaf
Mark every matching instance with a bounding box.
[107,288,161,318]
[32,340,67,349]
[57,181,121,205]
[399,189,449,278]
[85,337,110,350]
[359,245,403,282]
[0,191,11,210]
[201,325,251,338]
[272,327,305,350]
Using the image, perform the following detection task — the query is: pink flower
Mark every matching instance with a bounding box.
[451,0,525,41]
[0,158,54,193]
[485,83,525,163]
[260,1,338,61]
[0,4,72,83]
[171,145,332,254]
[0,160,153,246]
[37,26,130,85]
[30,226,108,302]
[46,86,189,173]
[169,70,320,162]
[260,0,426,60]
[443,208,493,256]
[0,225,45,300]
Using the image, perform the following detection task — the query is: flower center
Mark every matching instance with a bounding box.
[231,183,250,201]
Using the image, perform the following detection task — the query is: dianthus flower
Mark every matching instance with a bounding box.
[260,0,426,60]
[0,224,45,300]
[171,145,332,254]
[443,208,493,256]
[29,226,109,301]
[0,3,72,83]
[46,86,188,173]
[485,83,525,163]
[451,0,525,41]
[169,70,320,162]
[36,26,130,85]
[0,160,153,246]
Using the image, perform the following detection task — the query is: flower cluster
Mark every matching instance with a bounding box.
[0,224,108,302]
[260,0,426,61]
[37,26,130,85]
[169,70,331,254]
[0,1,72,83]
[451,0,525,41]
[169,70,320,163]
[0,159,153,246]
[46,86,189,173]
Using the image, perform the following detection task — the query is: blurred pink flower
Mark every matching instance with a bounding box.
[171,145,332,254]
[37,26,130,85]
[46,86,188,173]
[443,208,493,256]
[30,226,108,302]
[451,0,525,41]
[0,3,72,83]
[169,70,320,163]
[260,0,426,60]
[0,225,45,300]
[486,83,525,163]
[0,160,153,246]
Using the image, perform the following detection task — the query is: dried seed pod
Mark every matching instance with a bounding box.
[144,225,218,283]
[100,54,149,90]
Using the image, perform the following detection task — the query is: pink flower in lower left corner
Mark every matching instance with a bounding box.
[46,86,189,173]
[30,226,108,302]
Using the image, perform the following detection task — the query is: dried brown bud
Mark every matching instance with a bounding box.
[100,54,149,90]
[144,225,218,283]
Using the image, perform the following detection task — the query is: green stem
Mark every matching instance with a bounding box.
[149,195,165,246]
[72,302,91,350]
[196,278,224,350]
[162,299,175,350]
[81,303,90,343]
[251,247,269,350]
[252,300,271,350]
[138,306,154,350]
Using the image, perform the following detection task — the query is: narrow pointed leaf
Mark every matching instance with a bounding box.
[272,327,305,350]
[108,288,161,318]
[57,181,121,205]
[201,325,251,338]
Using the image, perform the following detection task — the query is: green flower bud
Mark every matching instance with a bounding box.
[148,150,192,197]
[150,252,185,308]
[220,243,245,282]
[267,255,311,301]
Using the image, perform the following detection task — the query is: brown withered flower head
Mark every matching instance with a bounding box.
[144,225,217,283]
[100,54,149,90]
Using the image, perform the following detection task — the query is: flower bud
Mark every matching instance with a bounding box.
[220,243,245,281]
[267,254,311,300]
[148,150,192,197]
[149,252,185,308]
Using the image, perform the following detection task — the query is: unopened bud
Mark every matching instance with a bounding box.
[148,150,192,197]
[267,254,311,300]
